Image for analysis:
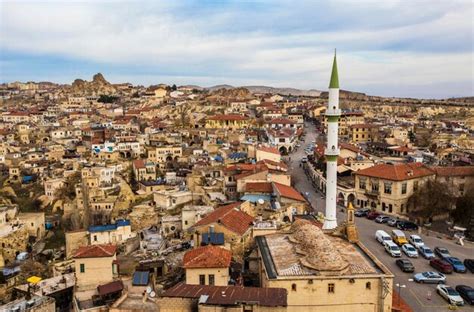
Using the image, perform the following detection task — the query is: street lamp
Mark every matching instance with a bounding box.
[395,283,406,308]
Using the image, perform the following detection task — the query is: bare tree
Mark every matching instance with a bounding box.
[407,179,454,221]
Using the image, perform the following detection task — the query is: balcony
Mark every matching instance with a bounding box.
[365,189,380,197]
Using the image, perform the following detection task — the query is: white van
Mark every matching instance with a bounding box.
[384,241,401,257]
[375,230,392,245]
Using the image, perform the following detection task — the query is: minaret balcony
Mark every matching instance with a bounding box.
[325,147,340,156]
[325,108,341,117]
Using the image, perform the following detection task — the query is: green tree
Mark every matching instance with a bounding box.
[171,84,177,91]
[407,179,454,220]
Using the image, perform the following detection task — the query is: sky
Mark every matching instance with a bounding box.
[0,0,473,98]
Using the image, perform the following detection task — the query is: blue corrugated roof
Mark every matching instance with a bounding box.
[229,152,247,159]
[89,224,117,232]
[132,271,149,286]
[88,219,130,233]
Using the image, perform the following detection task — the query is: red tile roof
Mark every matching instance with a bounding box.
[208,114,249,121]
[73,244,116,258]
[183,245,232,269]
[355,163,435,181]
[432,166,474,177]
[245,182,273,193]
[162,282,287,307]
[272,182,305,202]
[133,159,145,169]
[267,118,296,124]
[194,202,254,235]
[257,146,280,155]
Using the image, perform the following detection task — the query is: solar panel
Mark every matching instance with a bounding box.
[132,271,150,286]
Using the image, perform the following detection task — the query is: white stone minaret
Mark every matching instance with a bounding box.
[322,51,340,230]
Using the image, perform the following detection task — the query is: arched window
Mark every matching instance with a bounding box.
[291,283,297,291]
[366,282,371,290]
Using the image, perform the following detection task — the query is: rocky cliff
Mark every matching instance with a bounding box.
[70,73,117,95]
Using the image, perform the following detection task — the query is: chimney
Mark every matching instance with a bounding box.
[209,225,214,233]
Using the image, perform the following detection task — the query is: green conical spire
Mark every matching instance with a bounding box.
[329,50,339,89]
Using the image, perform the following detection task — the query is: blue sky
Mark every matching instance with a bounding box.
[0,0,472,98]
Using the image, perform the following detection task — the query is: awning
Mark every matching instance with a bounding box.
[97,280,123,296]
[27,276,42,284]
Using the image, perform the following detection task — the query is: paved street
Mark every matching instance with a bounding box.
[286,122,474,311]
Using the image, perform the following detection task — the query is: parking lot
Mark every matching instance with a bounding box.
[356,217,474,311]
[288,122,474,311]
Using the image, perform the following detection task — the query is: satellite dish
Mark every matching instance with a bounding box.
[149,291,156,298]
[257,199,264,205]
[146,286,152,294]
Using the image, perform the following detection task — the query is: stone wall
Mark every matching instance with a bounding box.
[157,297,196,312]
[0,225,28,264]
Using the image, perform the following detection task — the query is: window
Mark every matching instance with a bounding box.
[384,182,392,194]
[80,263,85,273]
[401,204,404,213]
[459,184,465,193]
[401,182,407,194]
[199,275,205,285]
[93,235,97,242]
[208,274,215,286]
[291,283,297,291]
[389,204,393,213]
[185,220,188,225]
[413,181,418,191]
[366,282,371,290]
[371,180,379,192]
[359,178,366,190]
[328,283,335,293]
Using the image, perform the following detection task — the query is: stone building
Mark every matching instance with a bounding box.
[255,219,393,312]
[354,162,435,215]
[183,245,231,286]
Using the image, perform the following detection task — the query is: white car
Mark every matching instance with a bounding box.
[384,241,401,257]
[437,285,464,306]
[401,244,419,258]
[409,235,424,249]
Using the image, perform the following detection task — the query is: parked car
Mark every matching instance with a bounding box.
[301,157,308,163]
[430,258,453,274]
[391,229,408,246]
[464,259,474,273]
[384,241,401,257]
[455,285,474,305]
[355,208,370,217]
[375,230,392,245]
[367,211,381,220]
[409,235,424,249]
[445,257,467,273]
[401,244,419,258]
[434,247,451,259]
[387,218,398,227]
[437,285,464,306]
[414,271,446,284]
[396,259,415,273]
[375,215,390,223]
[397,220,419,231]
[419,246,435,259]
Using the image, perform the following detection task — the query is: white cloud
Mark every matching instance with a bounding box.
[0,0,472,97]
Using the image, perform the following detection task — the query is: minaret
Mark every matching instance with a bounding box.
[322,51,340,230]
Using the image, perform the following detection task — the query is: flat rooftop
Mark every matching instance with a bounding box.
[15,273,75,296]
